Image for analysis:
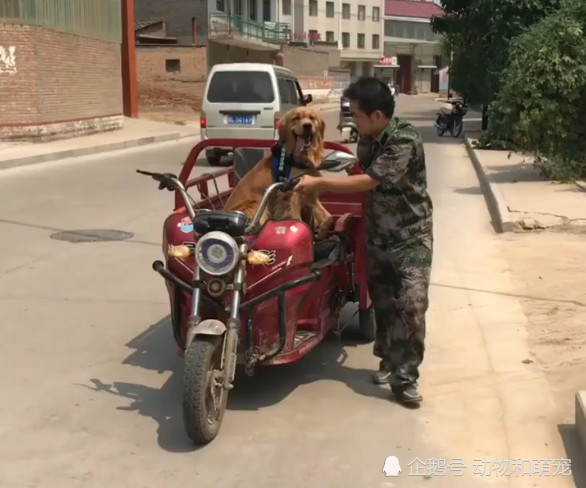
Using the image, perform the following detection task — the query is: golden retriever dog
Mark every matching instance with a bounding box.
[222,106,333,240]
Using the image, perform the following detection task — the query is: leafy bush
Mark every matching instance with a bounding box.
[486,0,586,180]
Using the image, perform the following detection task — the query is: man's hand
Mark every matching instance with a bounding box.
[293,175,322,194]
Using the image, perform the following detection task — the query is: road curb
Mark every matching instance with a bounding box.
[0,131,198,171]
[576,392,586,454]
[464,132,515,233]
[0,103,339,172]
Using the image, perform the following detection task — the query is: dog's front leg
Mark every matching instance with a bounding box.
[309,198,333,241]
[267,192,303,221]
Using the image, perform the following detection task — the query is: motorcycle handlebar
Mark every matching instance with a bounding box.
[136,169,196,221]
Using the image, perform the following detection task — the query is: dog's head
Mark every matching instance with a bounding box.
[278,107,325,168]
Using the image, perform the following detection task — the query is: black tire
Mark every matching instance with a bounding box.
[436,124,446,137]
[206,149,221,166]
[182,336,228,445]
[358,305,376,342]
[450,119,463,138]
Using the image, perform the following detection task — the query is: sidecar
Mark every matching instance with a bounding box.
[144,138,374,445]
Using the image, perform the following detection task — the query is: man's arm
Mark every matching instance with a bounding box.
[365,142,413,189]
[309,174,380,194]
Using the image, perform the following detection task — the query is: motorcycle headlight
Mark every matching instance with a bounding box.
[194,231,240,276]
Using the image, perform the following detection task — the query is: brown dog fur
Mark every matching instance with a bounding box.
[223,106,333,240]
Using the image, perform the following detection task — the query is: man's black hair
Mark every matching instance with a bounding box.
[343,77,395,118]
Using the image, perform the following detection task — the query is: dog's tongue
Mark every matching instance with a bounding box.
[294,136,305,159]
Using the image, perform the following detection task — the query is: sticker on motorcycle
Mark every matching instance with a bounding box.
[276,226,287,235]
[177,217,193,233]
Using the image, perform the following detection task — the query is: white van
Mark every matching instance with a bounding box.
[201,63,313,166]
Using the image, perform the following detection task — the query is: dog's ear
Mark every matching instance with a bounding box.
[278,111,290,141]
[318,117,326,139]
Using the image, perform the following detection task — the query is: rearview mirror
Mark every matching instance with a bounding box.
[319,150,358,172]
[303,94,313,105]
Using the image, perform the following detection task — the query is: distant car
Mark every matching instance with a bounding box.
[201,63,313,166]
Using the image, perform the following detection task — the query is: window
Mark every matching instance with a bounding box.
[166,59,181,73]
[235,0,243,15]
[207,71,275,103]
[342,32,350,47]
[263,0,271,21]
[287,79,301,104]
[249,0,257,19]
[342,3,350,19]
[384,20,438,41]
[372,6,380,21]
[357,33,365,48]
[326,1,334,17]
[358,5,365,20]
[372,34,379,49]
[277,77,299,104]
[216,0,225,11]
[326,30,335,42]
[282,0,291,15]
[308,29,319,42]
[309,0,317,16]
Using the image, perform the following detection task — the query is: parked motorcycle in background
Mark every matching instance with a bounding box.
[435,98,468,138]
[338,96,359,143]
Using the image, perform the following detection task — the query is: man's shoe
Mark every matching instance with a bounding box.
[372,369,392,385]
[391,384,423,405]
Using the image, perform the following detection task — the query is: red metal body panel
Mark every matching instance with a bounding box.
[160,138,370,366]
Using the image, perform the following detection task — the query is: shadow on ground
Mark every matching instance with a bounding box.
[82,305,391,453]
[558,424,586,488]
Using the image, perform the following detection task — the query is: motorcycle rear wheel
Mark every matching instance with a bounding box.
[182,335,228,445]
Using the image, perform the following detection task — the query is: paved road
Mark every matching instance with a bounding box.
[0,97,576,488]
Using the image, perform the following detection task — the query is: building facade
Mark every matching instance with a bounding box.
[375,0,445,94]
[136,0,384,78]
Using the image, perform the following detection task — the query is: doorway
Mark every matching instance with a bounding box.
[430,55,441,92]
[397,55,412,94]
[263,0,271,21]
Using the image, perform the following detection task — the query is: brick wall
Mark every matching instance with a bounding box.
[137,45,207,111]
[137,45,207,81]
[208,41,276,69]
[0,23,123,141]
[282,44,330,77]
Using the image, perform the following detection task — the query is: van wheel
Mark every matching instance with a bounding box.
[206,148,228,167]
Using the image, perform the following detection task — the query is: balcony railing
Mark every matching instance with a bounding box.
[209,14,290,44]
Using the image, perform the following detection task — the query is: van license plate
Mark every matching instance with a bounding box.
[228,115,253,125]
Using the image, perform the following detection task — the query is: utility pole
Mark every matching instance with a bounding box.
[121,0,138,118]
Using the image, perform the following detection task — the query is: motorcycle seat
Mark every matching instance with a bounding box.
[312,235,343,268]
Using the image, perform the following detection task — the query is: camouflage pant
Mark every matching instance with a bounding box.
[366,236,433,388]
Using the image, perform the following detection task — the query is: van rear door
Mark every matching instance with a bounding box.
[204,70,278,140]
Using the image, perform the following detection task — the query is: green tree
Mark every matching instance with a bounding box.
[488,0,586,180]
[431,0,561,129]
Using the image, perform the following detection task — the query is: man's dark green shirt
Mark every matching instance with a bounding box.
[357,117,433,246]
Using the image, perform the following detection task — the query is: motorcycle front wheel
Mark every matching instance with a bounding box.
[182,335,228,445]
[450,119,464,138]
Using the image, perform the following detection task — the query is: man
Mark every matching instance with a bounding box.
[293,77,433,406]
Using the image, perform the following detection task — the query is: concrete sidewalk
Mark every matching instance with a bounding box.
[0,102,340,171]
[465,133,586,462]
[464,133,586,233]
[0,117,200,171]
